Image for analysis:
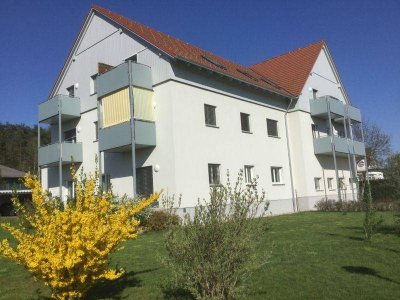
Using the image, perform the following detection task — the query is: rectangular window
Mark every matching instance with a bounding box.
[90,75,97,95]
[240,113,251,132]
[314,177,322,191]
[102,174,111,192]
[311,124,319,139]
[136,166,154,198]
[267,119,279,137]
[271,167,282,184]
[208,164,221,185]
[67,85,74,97]
[327,177,334,190]
[204,104,217,127]
[244,165,254,184]
[66,180,75,199]
[312,88,318,100]
[94,121,98,141]
[339,178,346,190]
[64,128,76,143]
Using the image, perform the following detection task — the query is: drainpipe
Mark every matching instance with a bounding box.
[58,98,63,201]
[97,100,102,188]
[284,98,297,212]
[37,123,41,182]
[327,99,341,201]
[128,60,137,198]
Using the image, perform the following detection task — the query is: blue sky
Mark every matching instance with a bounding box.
[0,0,399,150]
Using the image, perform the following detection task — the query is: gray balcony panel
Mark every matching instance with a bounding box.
[310,96,345,119]
[38,95,80,123]
[347,106,362,122]
[352,141,366,156]
[99,120,156,152]
[38,142,82,167]
[313,136,332,155]
[333,136,350,154]
[97,62,153,98]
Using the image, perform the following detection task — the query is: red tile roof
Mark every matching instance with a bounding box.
[91,4,293,97]
[250,41,325,97]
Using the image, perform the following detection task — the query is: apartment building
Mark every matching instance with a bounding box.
[37,5,366,214]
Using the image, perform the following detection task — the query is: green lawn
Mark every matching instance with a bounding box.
[0,212,399,299]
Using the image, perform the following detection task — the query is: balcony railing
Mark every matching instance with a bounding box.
[38,95,81,124]
[38,142,83,167]
[310,96,361,123]
[313,136,366,157]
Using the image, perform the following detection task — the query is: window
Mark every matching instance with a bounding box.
[208,164,220,185]
[314,177,322,191]
[311,124,319,139]
[204,104,217,127]
[125,54,138,62]
[240,113,251,133]
[271,167,282,184]
[67,85,74,97]
[312,88,318,100]
[102,174,111,192]
[339,177,346,190]
[327,177,334,190]
[64,128,76,143]
[94,121,98,141]
[267,119,279,137]
[66,180,75,199]
[136,166,154,198]
[244,165,254,184]
[90,75,97,95]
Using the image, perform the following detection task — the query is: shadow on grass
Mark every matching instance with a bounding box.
[326,232,364,241]
[162,285,194,300]
[84,268,159,300]
[376,225,400,237]
[342,266,400,285]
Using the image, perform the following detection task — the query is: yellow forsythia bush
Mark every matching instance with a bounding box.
[0,170,159,299]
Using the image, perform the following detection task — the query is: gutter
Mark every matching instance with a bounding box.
[284,97,297,212]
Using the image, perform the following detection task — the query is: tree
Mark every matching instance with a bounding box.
[0,169,159,299]
[362,179,382,241]
[355,121,392,168]
[385,152,400,198]
[164,171,269,300]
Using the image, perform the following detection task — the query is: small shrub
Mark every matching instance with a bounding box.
[163,170,269,300]
[0,169,159,299]
[315,199,363,212]
[147,210,180,231]
[363,180,383,241]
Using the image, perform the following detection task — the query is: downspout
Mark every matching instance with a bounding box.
[37,123,41,182]
[128,60,137,198]
[97,100,102,188]
[284,97,297,212]
[58,99,63,201]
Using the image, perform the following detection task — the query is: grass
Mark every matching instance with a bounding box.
[0,212,399,299]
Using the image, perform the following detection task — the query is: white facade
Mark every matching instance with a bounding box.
[39,10,365,214]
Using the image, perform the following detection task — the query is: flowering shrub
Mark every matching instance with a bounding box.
[0,170,159,299]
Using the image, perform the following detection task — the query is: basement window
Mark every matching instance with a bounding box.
[244,165,254,184]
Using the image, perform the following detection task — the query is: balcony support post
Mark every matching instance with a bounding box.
[97,100,102,188]
[348,119,359,199]
[37,122,41,182]
[327,100,341,201]
[343,107,355,201]
[128,59,137,198]
[58,99,63,202]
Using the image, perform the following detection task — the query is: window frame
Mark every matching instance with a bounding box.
[240,112,251,133]
[208,163,221,186]
[94,121,99,141]
[267,118,279,138]
[64,128,77,143]
[327,177,335,190]
[204,104,218,127]
[66,85,75,97]
[271,167,283,185]
[90,74,97,95]
[314,177,322,191]
[244,165,254,184]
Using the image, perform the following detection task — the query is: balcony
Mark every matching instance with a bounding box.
[313,136,365,157]
[38,142,83,167]
[98,120,156,152]
[310,96,361,123]
[38,95,81,124]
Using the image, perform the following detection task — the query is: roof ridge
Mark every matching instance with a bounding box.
[250,40,325,67]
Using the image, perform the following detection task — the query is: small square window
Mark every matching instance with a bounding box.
[90,75,97,95]
[271,167,282,184]
[204,104,217,127]
[244,165,254,184]
[240,113,250,133]
[267,119,279,137]
[67,85,74,97]
[314,177,322,191]
[327,178,334,190]
[208,164,220,185]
